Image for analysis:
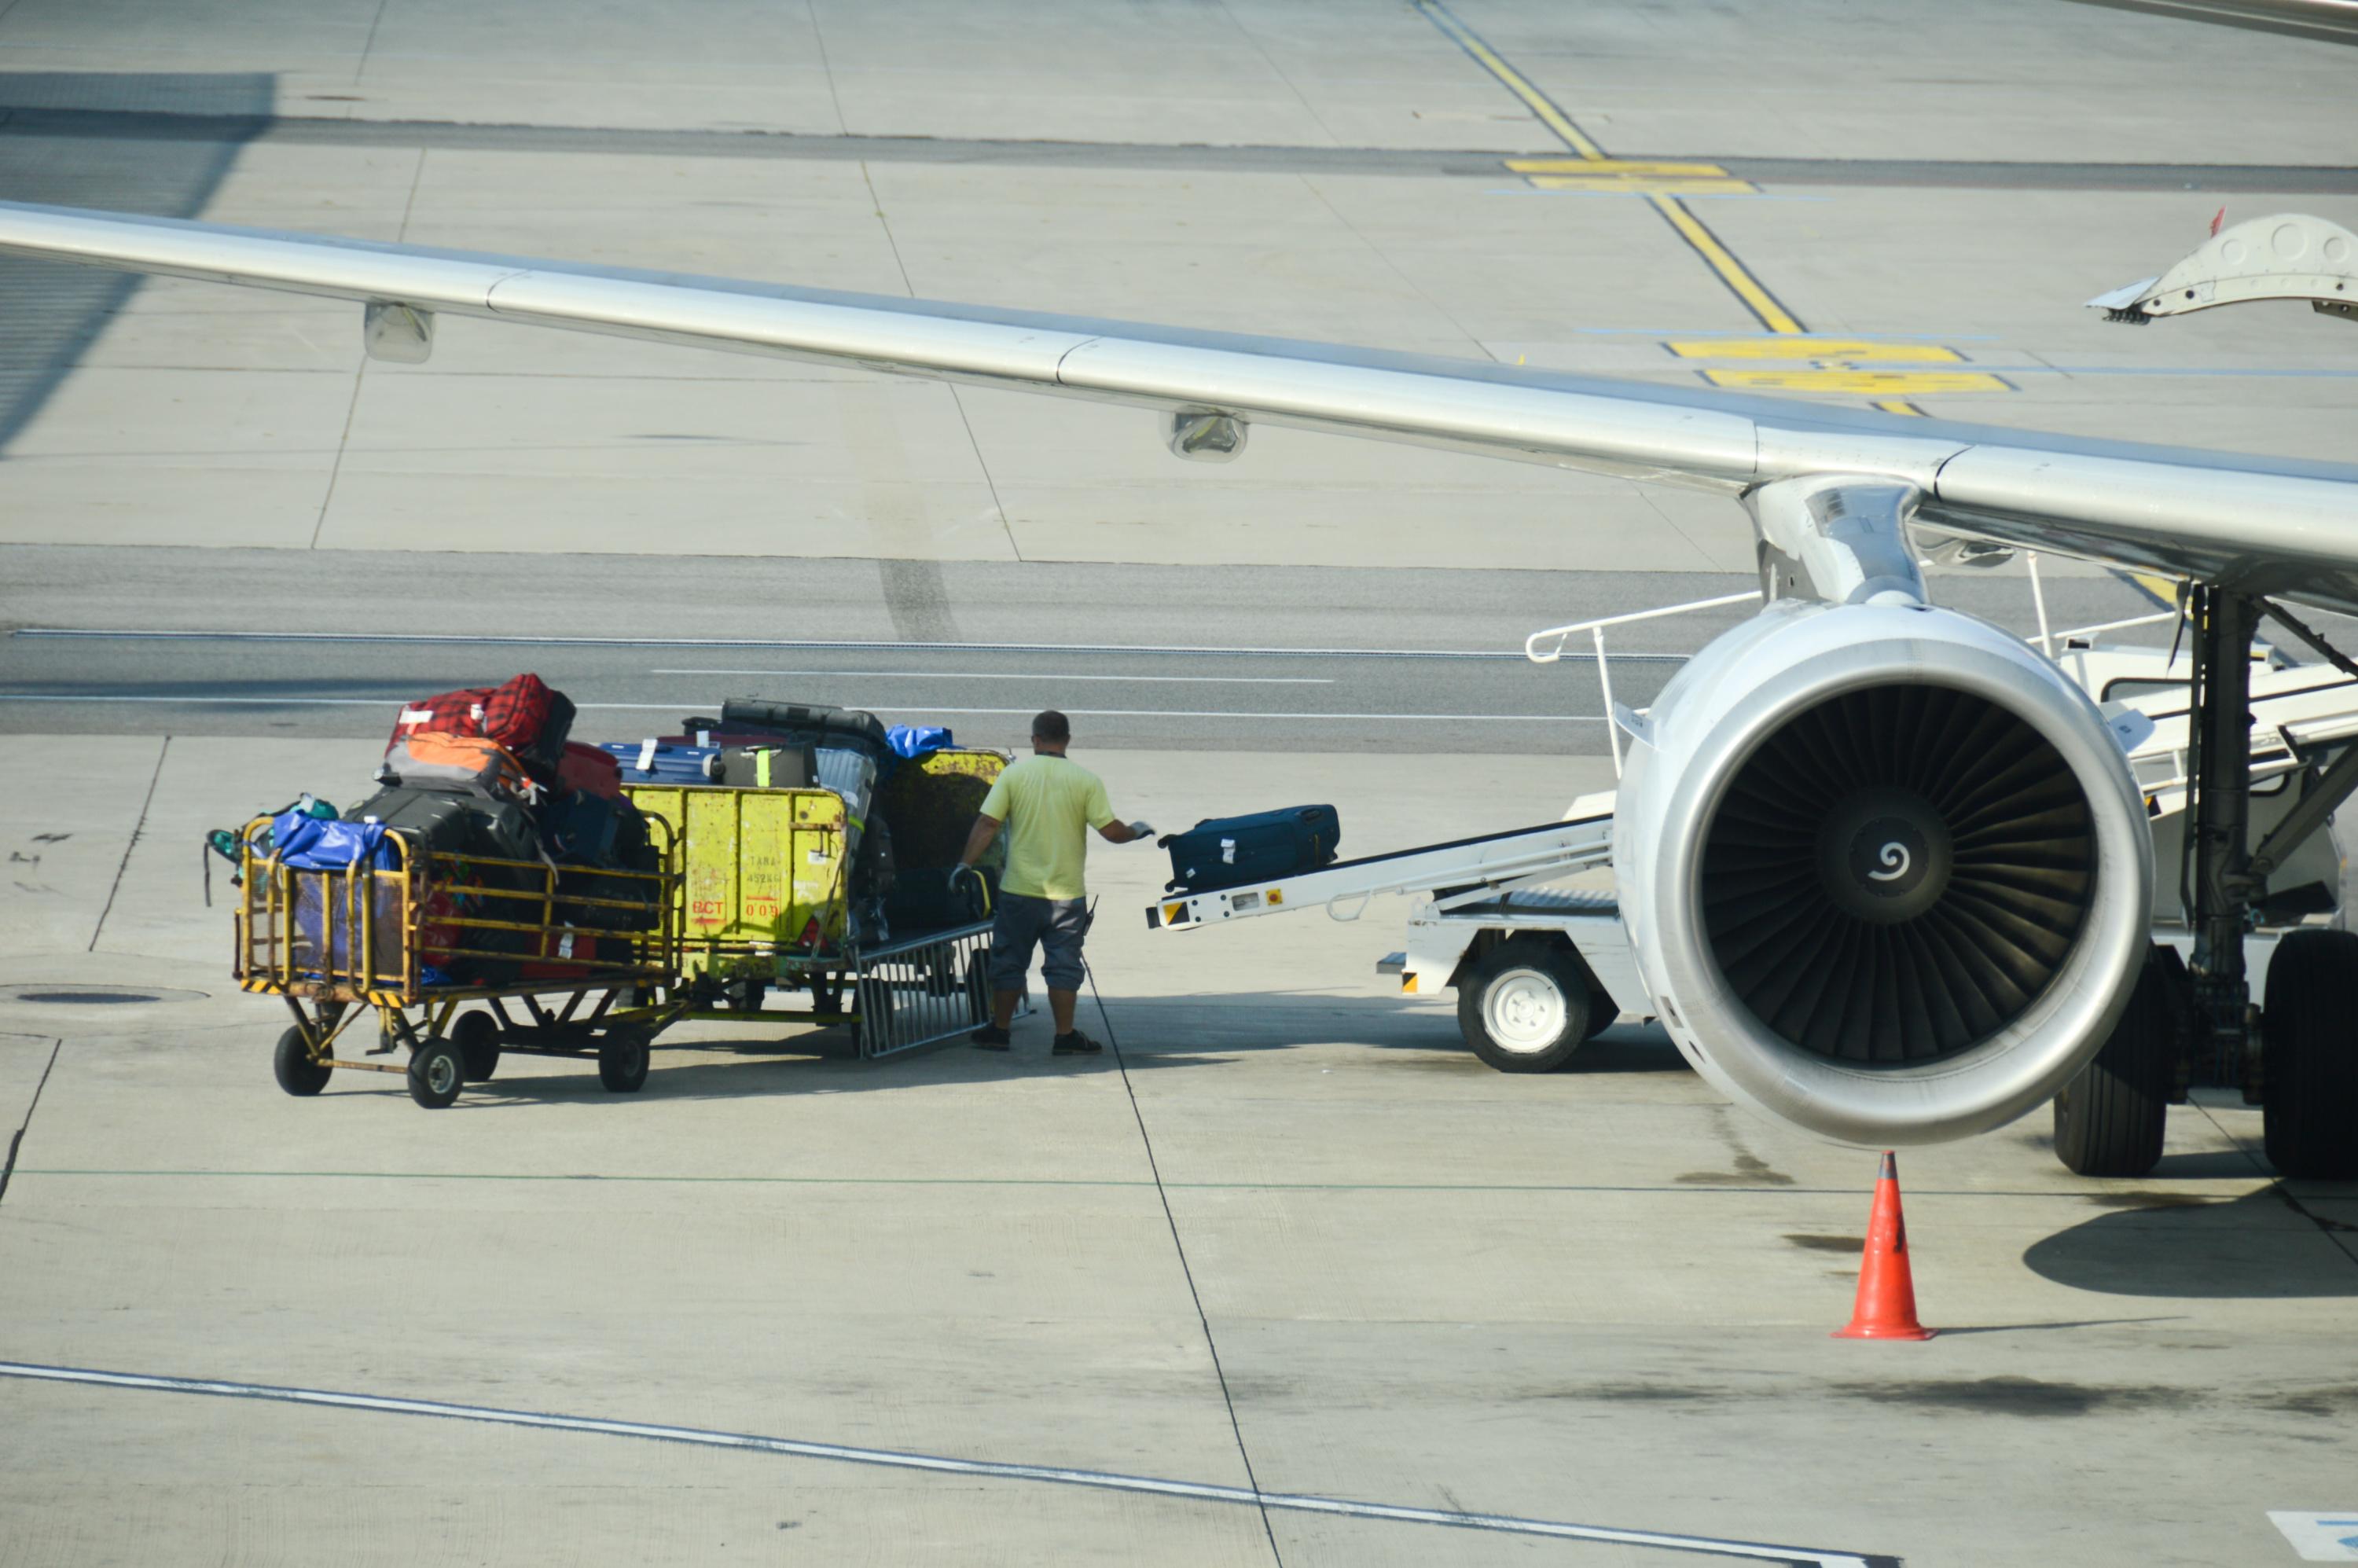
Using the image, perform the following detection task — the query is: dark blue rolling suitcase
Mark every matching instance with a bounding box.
[1162,806,1340,892]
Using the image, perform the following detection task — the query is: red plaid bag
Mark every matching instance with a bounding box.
[387,687,490,755]
[483,674,556,751]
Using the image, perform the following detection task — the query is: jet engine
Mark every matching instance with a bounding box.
[1613,597,2153,1146]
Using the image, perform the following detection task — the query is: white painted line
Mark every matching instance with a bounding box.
[0,1361,1893,1568]
[11,628,1689,665]
[647,669,1335,685]
[0,695,1606,721]
[2271,1513,2358,1562]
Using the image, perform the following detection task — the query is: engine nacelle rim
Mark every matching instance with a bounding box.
[1636,611,2153,1146]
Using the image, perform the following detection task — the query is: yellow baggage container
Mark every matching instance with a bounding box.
[622,783,852,979]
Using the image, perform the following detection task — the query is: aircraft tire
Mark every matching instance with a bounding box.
[2263,929,2358,1179]
[2053,945,2181,1177]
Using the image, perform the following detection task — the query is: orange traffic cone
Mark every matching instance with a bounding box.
[1833,1151,1934,1341]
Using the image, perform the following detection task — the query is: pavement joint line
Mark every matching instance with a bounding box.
[0,1361,1896,1567]
[1,103,2352,191]
[1085,938,1284,1562]
[9,1169,2275,1199]
[0,1039,62,1207]
[86,736,166,953]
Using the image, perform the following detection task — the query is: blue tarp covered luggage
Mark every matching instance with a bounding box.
[272,810,399,871]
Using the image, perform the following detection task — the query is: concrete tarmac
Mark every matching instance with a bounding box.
[2,2,2355,1566]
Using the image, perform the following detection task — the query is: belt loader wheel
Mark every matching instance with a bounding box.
[2263,928,2358,1179]
[273,1025,332,1096]
[451,1010,501,1083]
[2053,944,2184,1177]
[406,1037,465,1110]
[1458,936,1592,1074]
[598,1026,652,1093]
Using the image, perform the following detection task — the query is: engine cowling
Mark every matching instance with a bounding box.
[1614,598,2153,1146]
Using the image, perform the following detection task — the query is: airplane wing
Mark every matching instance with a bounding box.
[3,200,2356,611]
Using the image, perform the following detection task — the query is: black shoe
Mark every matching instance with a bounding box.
[970,1025,1011,1050]
[1052,1030,1102,1056]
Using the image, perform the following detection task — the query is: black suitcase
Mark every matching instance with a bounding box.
[350,786,540,979]
[705,744,819,789]
[713,698,892,762]
[886,865,996,931]
[540,792,663,933]
[352,784,538,865]
[1162,806,1340,892]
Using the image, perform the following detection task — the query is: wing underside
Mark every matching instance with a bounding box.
[2,200,2355,611]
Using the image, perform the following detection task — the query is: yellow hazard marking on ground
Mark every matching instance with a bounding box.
[1705,369,2010,395]
[1527,174,1757,196]
[1647,197,1806,336]
[1422,0,2004,413]
[1514,158,1754,198]
[1505,158,1730,176]
[1667,338,1963,363]
[1418,2,1611,160]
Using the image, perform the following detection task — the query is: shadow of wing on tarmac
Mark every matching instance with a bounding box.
[0,73,274,455]
[2022,1186,2358,1298]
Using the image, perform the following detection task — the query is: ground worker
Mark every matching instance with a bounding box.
[954,709,1151,1055]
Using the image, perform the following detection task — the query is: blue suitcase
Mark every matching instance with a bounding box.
[1162,806,1340,892]
[597,739,718,785]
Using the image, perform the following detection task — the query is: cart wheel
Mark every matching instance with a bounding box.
[964,957,991,1026]
[406,1037,465,1109]
[598,1028,651,1093]
[451,1010,502,1083]
[273,1026,332,1097]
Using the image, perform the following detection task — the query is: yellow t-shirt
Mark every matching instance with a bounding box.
[979,754,1115,900]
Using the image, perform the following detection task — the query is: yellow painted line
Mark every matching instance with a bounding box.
[1871,398,1927,417]
[1506,158,1728,176]
[1705,369,2010,395]
[1528,175,1757,196]
[1666,338,1963,364]
[1417,0,1608,160]
[1647,196,1806,336]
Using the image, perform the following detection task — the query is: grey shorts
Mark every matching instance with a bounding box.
[988,892,1088,992]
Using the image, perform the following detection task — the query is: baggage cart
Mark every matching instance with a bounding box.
[233,813,687,1107]
[626,746,1016,1057]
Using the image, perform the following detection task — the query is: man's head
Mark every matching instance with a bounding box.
[1031,709,1071,755]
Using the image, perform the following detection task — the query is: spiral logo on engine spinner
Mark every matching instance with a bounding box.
[1869,842,1911,882]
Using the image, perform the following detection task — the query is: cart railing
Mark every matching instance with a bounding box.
[843,920,1000,1059]
[235,812,682,1004]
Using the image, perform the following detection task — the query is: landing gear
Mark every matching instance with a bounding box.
[2054,946,2187,1176]
[2055,587,2358,1177]
[2261,929,2358,1179]
[1458,936,1593,1073]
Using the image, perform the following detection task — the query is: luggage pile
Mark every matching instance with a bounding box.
[230,673,667,986]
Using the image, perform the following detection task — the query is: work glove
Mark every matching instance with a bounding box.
[1127,821,1155,842]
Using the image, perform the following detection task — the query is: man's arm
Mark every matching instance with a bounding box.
[957,813,1002,866]
[1097,820,1148,845]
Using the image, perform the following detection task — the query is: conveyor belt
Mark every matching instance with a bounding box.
[1148,808,1615,930]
